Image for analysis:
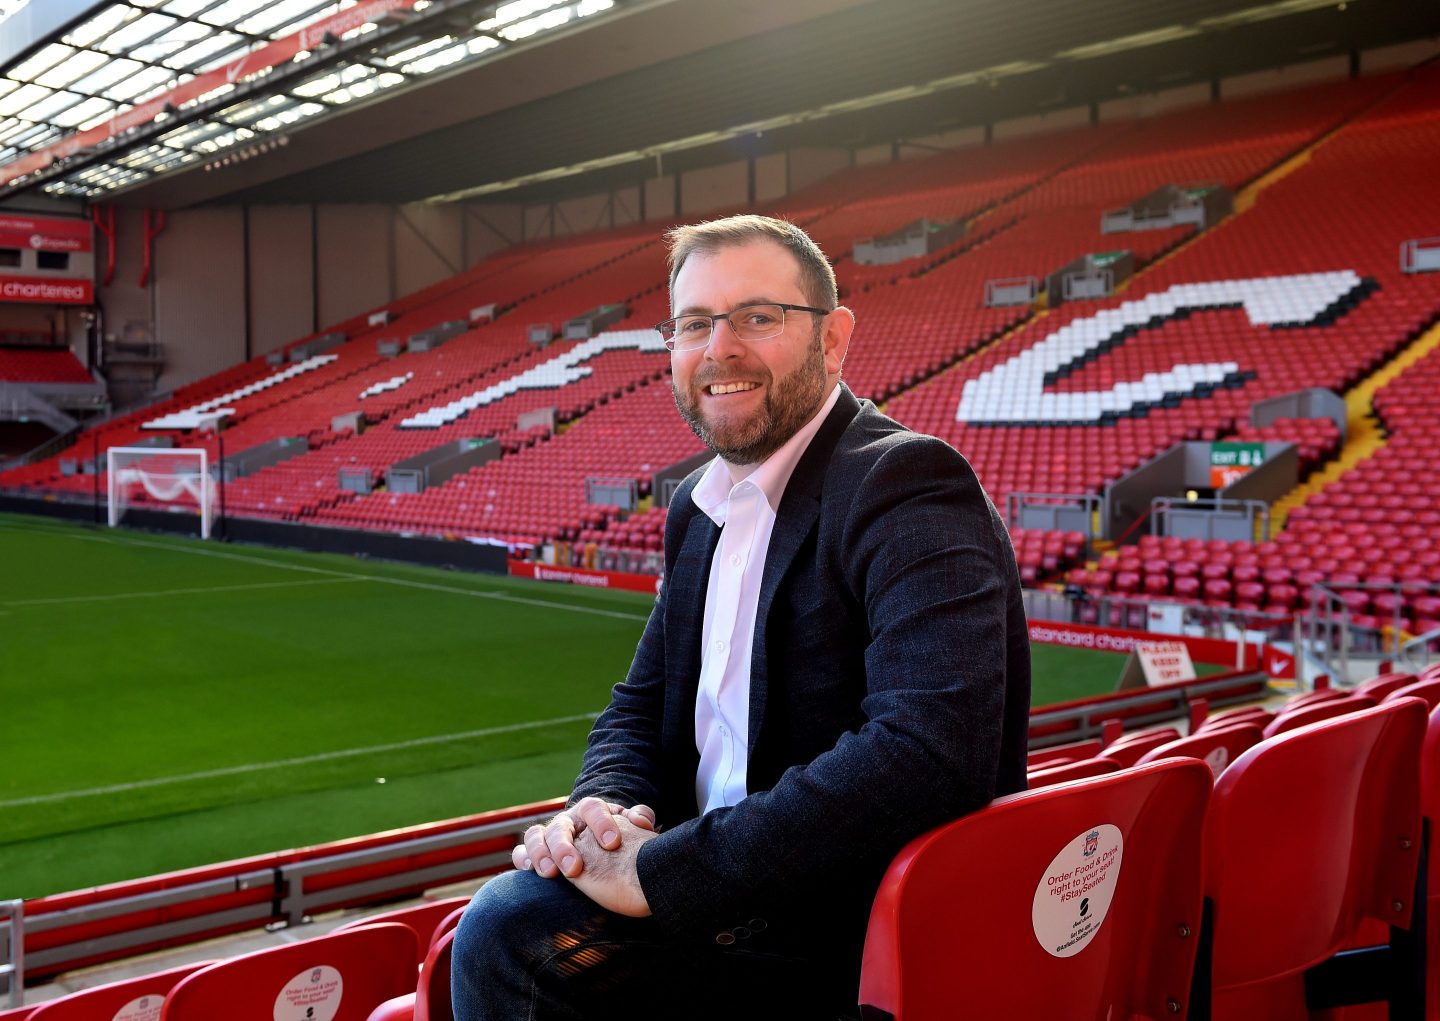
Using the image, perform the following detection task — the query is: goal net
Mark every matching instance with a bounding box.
[107,446,215,539]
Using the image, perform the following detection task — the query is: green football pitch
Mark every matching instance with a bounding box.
[2,511,1133,899]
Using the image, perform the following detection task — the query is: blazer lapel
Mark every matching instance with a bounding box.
[667,506,720,747]
[748,386,862,752]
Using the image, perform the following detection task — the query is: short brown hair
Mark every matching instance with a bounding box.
[665,214,837,310]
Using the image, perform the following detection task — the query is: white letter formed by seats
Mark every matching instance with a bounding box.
[957,270,1367,425]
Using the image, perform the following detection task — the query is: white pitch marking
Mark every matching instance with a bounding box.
[1,577,361,608]
[0,713,600,808]
[0,522,650,622]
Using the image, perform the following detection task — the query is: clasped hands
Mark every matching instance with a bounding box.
[512,796,658,917]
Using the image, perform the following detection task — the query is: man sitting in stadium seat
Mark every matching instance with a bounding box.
[452,214,1030,1019]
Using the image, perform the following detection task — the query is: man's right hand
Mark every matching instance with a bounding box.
[512,797,656,879]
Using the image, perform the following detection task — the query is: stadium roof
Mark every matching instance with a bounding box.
[0,0,633,201]
[0,0,1436,209]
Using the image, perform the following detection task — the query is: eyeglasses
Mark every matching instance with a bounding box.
[655,302,830,352]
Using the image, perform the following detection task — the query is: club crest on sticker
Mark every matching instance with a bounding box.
[111,994,163,1021]
[1032,823,1125,959]
[273,964,343,1021]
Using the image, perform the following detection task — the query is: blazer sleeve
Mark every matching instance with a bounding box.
[635,434,1021,940]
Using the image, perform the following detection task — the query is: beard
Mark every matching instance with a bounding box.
[671,328,828,466]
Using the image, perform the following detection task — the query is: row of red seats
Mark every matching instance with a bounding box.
[0,347,92,384]
[864,675,1436,1018]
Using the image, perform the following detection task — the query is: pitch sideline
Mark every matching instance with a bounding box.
[0,712,601,808]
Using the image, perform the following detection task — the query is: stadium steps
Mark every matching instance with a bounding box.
[1271,318,1440,530]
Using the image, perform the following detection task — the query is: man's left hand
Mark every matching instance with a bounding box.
[565,812,657,917]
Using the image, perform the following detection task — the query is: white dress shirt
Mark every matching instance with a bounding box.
[689,384,843,814]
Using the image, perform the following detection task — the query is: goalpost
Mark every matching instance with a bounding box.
[107,447,215,539]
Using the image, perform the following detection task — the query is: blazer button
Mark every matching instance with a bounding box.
[715,932,736,945]
[749,918,768,932]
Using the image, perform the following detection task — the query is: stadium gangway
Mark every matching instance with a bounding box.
[1,900,21,1009]
[1004,491,1099,540]
[1397,624,1440,675]
[1305,581,1440,683]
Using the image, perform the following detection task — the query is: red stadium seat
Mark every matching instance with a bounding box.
[1355,672,1417,701]
[860,759,1211,1021]
[1101,728,1181,768]
[333,896,469,963]
[1418,702,1440,1020]
[161,923,418,1021]
[366,928,456,1021]
[1025,756,1121,788]
[1191,698,1426,1020]
[0,1006,38,1020]
[1195,706,1271,732]
[1026,739,1102,770]
[1385,678,1440,710]
[26,962,215,1021]
[1277,686,1352,713]
[1134,723,1263,777]
[1262,694,1377,739]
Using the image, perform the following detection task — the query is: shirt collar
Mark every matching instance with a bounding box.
[691,383,842,527]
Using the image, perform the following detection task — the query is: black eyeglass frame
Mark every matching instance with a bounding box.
[654,302,831,351]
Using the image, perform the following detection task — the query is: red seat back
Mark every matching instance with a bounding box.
[1385,678,1440,710]
[1102,729,1180,767]
[430,907,466,948]
[160,923,418,1021]
[1027,739,1102,770]
[0,1006,38,1020]
[1134,723,1263,777]
[1420,702,1440,1019]
[1262,694,1376,739]
[1026,756,1121,788]
[332,896,469,962]
[415,929,455,1021]
[1279,687,1351,713]
[860,760,1212,1020]
[1202,699,1426,1014]
[1355,672,1416,700]
[27,962,214,1021]
[1196,706,1271,732]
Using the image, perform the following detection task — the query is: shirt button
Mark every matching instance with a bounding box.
[715,639,726,653]
[729,553,742,567]
[719,724,728,736]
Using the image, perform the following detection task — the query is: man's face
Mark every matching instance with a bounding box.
[669,239,850,467]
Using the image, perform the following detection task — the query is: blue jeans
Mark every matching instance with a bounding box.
[451,869,853,1020]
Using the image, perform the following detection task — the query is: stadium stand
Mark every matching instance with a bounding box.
[10,71,1434,589]
[9,28,1440,1015]
[0,349,91,385]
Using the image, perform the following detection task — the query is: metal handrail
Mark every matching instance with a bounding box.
[0,899,21,1009]
[8,807,556,981]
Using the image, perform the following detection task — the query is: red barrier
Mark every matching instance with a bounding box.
[1027,619,1260,669]
[507,559,660,594]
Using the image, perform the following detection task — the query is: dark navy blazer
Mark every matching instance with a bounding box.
[570,384,1031,980]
